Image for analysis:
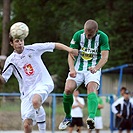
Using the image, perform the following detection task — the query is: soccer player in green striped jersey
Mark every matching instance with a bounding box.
[59,19,110,130]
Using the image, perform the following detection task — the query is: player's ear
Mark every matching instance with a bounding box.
[96,28,98,33]
[10,41,13,46]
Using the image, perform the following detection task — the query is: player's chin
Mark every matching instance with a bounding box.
[16,48,23,53]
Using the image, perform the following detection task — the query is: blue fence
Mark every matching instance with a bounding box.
[0,93,115,133]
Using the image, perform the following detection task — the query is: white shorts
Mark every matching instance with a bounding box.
[94,116,103,129]
[67,70,101,87]
[21,84,54,125]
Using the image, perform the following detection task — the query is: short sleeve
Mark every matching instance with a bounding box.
[27,42,56,55]
[100,33,110,51]
[70,31,81,49]
[2,59,14,82]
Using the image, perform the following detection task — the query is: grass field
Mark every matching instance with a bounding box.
[0,95,112,131]
[0,96,89,131]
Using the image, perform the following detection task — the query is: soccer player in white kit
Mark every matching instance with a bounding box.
[0,27,78,133]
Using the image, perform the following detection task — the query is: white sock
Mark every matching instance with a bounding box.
[35,106,46,133]
[38,122,46,133]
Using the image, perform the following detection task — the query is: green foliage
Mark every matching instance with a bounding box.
[1,75,19,93]
[0,0,132,93]
[105,0,133,67]
[0,15,2,50]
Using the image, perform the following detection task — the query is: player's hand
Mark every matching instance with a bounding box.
[69,69,77,78]
[88,66,97,74]
[116,113,122,118]
[70,48,78,56]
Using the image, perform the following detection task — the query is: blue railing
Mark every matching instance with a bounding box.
[0,93,114,133]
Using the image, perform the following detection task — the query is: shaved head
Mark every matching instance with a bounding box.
[84,20,98,39]
[84,20,98,31]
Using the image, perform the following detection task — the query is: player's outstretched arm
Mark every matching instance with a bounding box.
[55,43,78,56]
[0,74,6,84]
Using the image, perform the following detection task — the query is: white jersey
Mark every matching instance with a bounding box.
[71,96,85,117]
[2,42,55,99]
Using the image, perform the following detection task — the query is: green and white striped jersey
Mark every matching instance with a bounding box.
[70,29,110,71]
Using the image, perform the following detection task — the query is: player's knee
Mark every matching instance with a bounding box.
[65,85,75,94]
[65,88,73,94]
[32,99,41,109]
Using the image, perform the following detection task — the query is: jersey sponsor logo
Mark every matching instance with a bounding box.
[23,64,34,76]
[79,47,98,61]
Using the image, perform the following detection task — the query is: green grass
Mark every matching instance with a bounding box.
[0,97,88,116]
[0,100,20,112]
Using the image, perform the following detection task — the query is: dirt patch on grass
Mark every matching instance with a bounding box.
[0,112,57,130]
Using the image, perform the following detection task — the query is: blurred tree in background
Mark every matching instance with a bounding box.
[0,0,132,93]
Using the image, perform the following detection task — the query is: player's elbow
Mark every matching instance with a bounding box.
[105,57,108,62]
[101,50,109,63]
[102,57,108,64]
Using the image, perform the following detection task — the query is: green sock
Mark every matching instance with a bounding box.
[63,93,73,118]
[87,92,98,118]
